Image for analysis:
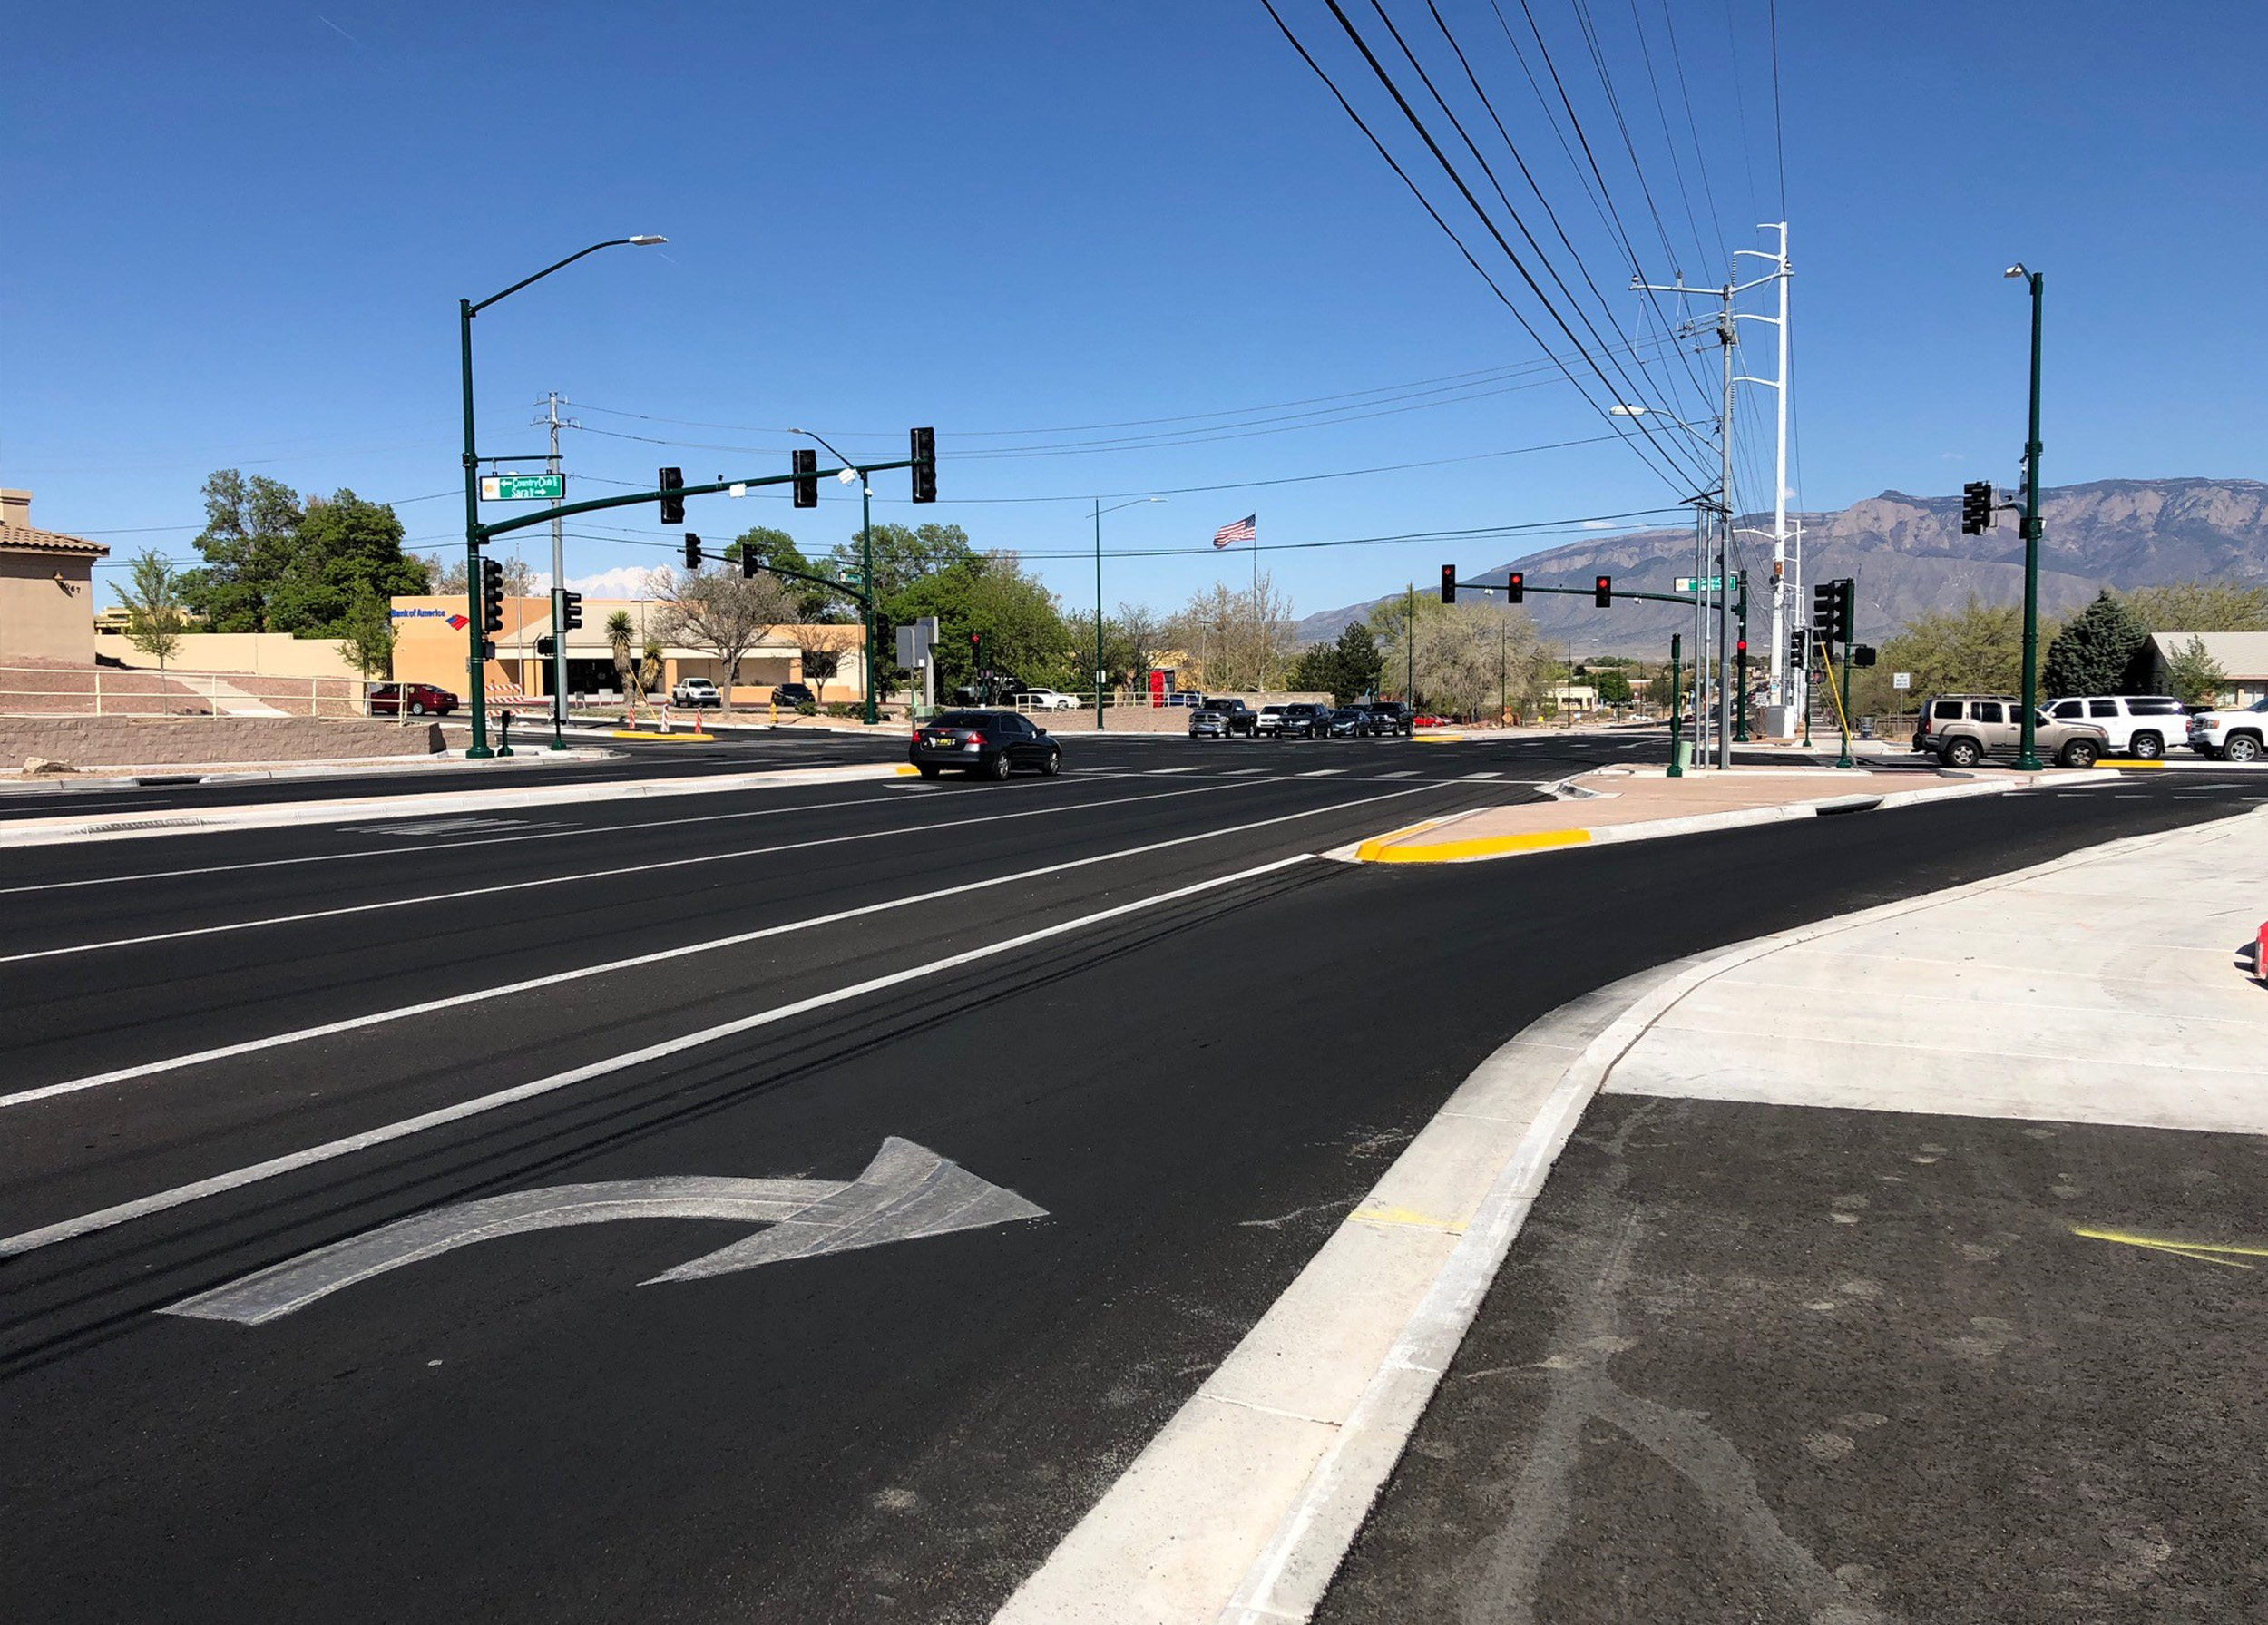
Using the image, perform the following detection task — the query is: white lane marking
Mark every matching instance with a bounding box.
[0,777,1256,965]
[1295,768,1344,778]
[1382,769,1422,778]
[1,779,1450,1111]
[348,817,552,837]
[0,854,1314,1259]
[1148,767,1201,774]
[1460,771,1501,780]
[1225,768,1270,776]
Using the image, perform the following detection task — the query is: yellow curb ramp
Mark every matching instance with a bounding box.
[1356,827,1592,863]
[607,730,712,741]
[2095,759,2166,768]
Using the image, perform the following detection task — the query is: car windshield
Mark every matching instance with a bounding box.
[931,711,994,729]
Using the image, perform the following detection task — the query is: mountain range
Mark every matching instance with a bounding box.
[1291,478,2268,657]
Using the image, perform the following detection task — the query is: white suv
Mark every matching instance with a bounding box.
[2043,695,2188,759]
[2186,697,2268,763]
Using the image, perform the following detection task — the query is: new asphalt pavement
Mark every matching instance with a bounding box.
[1,730,2254,1622]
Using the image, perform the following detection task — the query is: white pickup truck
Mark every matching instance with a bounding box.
[670,677,721,708]
[2186,696,2268,762]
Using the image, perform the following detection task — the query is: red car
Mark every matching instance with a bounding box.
[1413,714,1452,729]
[367,681,459,717]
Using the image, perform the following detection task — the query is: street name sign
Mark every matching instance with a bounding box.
[480,473,566,502]
[1673,576,1731,592]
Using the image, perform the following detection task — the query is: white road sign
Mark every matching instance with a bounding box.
[1892,671,1911,690]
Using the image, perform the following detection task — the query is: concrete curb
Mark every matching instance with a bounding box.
[0,761,922,849]
[994,809,2263,1625]
[1350,770,2098,865]
[0,748,620,798]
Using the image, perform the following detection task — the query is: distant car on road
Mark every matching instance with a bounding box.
[1255,704,1287,737]
[2045,695,2188,759]
[1276,702,1333,739]
[2186,696,2268,762]
[910,709,1063,779]
[1189,704,1231,739]
[671,677,722,708]
[1201,697,1257,736]
[1911,693,2107,768]
[768,681,815,709]
[1326,707,1368,738]
[367,682,457,717]
[1413,714,1452,729]
[1363,701,1413,737]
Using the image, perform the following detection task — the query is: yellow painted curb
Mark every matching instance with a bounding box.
[1412,731,1467,742]
[608,730,712,741]
[2095,759,2167,768]
[894,764,921,775]
[1355,827,1592,863]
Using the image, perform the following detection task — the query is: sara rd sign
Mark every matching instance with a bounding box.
[480,473,566,502]
[1674,576,1731,593]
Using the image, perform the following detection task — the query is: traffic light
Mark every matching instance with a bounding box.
[561,591,583,631]
[910,426,937,504]
[480,555,504,633]
[740,546,763,580]
[683,533,704,571]
[1812,582,1837,641]
[969,630,983,671]
[1853,643,1878,668]
[792,448,818,508]
[659,466,685,524]
[1593,574,1612,608]
[1833,579,1854,645]
[535,635,557,658]
[1788,627,1810,671]
[1505,571,1524,604]
[1440,564,1457,604]
[1735,637,1748,660]
[1960,480,1993,535]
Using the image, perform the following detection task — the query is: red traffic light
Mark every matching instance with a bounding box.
[1506,571,1524,604]
[1440,564,1457,605]
[1736,639,1747,656]
[1593,574,1612,608]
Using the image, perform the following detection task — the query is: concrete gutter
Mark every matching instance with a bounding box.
[0,761,921,849]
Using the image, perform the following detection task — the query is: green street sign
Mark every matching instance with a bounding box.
[481,473,565,502]
[1674,575,1731,592]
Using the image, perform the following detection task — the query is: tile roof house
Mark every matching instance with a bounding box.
[1,489,111,665]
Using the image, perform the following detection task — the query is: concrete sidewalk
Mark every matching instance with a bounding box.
[1350,763,2058,863]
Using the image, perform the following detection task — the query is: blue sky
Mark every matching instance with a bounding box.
[5,0,2261,618]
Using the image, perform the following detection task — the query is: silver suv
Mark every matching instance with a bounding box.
[2044,694,2187,759]
[1911,693,2108,769]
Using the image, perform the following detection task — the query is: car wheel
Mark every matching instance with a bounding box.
[2128,731,2162,760]
[917,765,940,778]
[2058,739,2099,769]
[987,750,1012,780]
[1041,749,1061,777]
[409,700,426,716]
[2225,733,2263,764]
[1941,738,1981,768]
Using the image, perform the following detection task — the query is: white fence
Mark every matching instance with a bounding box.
[0,671,367,720]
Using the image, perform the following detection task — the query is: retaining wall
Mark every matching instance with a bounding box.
[5,717,445,768]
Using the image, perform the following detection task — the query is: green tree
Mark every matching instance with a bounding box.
[2164,635,2228,706]
[605,611,636,692]
[1870,597,2040,702]
[1331,621,1384,701]
[725,527,844,621]
[181,469,301,631]
[265,490,425,635]
[1594,667,1634,704]
[1286,645,1338,696]
[335,591,396,683]
[2042,588,2151,698]
[833,522,974,607]
[2122,580,2268,634]
[652,567,797,711]
[113,549,191,677]
[895,552,1074,692]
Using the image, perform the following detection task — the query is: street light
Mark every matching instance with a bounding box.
[2005,262,2046,771]
[791,428,880,725]
[1092,496,1165,727]
[458,234,664,759]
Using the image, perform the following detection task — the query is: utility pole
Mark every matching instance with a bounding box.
[2008,263,2047,772]
[538,391,574,750]
[1715,300,1736,769]
[1735,225,1793,718]
[1404,582,1414,717]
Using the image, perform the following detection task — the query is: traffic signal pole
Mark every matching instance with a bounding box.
[1667,634,1684,778]
[458,297,492,759]
[2013,268,2047,772]
[1734,571,1750,741]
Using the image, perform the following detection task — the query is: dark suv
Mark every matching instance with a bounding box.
[769,681,816,709]
[1276,702,1334,739]
[1364,701,1413,737]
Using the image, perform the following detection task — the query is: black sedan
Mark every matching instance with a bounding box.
[910,709,1063,780]
[1326,707,1368,738]
[1276,702,1334,739]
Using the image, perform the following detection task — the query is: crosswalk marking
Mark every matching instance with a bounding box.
[1226,768,1270,776]
[1296,768,1345,778]
[1382,769,1421,778]
[1460,771,1501,780]
[1149,766,1201,774]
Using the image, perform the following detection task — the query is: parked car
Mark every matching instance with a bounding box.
[2186,695,2268,762]
[2044,694,2188,759]
[671,677,722,708]
[1188,704,1231,739]
[1011,687,1079,711]
[1254,704,1287,737]
[768,681,815,709]
[1911,693,2108,768]
[1364,701,1413,737]
[1326,707,1369,738]
[1202,697,1257,736]
[1413,714,1452,729]
[1276,701,1334,739]
[909,709,1063,779]
[367,682,458,717]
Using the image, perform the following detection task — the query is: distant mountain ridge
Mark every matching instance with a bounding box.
[1291,477,2268,657]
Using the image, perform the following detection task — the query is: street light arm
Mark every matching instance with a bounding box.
[470,237,659,315]
[792,427,862,473]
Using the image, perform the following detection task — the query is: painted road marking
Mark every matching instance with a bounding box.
[0,777,1266,965]
[0,778,1452,1111]
[0,852,1315,1258]
[1226,768,1269,776]
[166,1138,1044,1325]
[348,817,555,837]
[1148,766,1200,774]
[1460,771,1501,780]
[1296,768,1345,778]
[2072,1226,2268,1270]
[1383,769,1422,778]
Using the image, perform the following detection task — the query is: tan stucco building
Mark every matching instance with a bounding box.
[1,490,108,664]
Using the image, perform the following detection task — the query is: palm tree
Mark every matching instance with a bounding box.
[606,611,636,693]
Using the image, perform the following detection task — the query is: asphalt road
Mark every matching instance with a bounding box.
[0,736,2251,1623]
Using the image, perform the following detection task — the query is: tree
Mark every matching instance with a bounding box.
[2123,581,2268,635]
[1866,597,2039,702]
[725,527,843,621]
[1331,621,1383,701]
[2165,635,2228,707]
[895,552,1075,693]
[605,611,636,692]
[833,522,974,607]
[651,566,797,710]
[639,637,665,694]
[1595,667,1634,705]
[181,469,301,631]
[2043,589,2152,698]
[335,591,396,685]
[424,553,537,597]
[114,550,190,678]
[1166,573,1296,692]
[1114,601,1166,692]
[1286,646,1339,697]
[266,490,425,635]
[1365,597,1542,713]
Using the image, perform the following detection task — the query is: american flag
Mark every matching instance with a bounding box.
[1212,514,1256,549]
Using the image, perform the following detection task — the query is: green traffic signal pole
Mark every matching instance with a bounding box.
[1734,571,1750,741]
[2010,265,2047,771]
[459,236,663,759]
[1667,634,1684,778]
